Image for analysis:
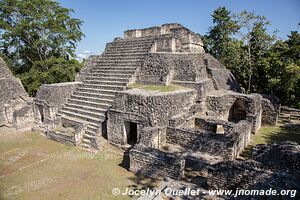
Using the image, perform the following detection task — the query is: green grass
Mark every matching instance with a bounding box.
[252,124,300,145]
[128,83,187,92]
[0,127,157,200]
[240,124,300,159]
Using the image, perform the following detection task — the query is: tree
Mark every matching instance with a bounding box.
[204,7,241,69]
[234,11,275,93]
[203,7,251,89]
[280,31,300,107]
[0,0,84,95]
[21,57,82,95]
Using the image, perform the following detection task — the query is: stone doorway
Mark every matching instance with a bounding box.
[124,121,138,145]
[228,99,247,123]
[37,105,44,123]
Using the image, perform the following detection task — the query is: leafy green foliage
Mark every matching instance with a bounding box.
[203,7,241,71]
[0,0,83,95]
[20,57,81,96]
[204,7,300,107]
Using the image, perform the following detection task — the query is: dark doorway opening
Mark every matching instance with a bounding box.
[125,121,138,145]
[37,105,44,123]
[228,99,247,123]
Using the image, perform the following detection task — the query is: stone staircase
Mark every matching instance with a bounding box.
[278,106,300,124]
[57,37,155,150]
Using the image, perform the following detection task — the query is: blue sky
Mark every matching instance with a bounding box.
[59,0,300,59]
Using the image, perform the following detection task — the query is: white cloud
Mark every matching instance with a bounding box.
[76,50,93,61]
[82,50,91,54]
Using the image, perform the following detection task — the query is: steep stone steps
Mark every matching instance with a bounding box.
[64,103,107,114]
[58,109,104,125]
[91,69,136,74]
[99,56,145,60]
[86,73,132,78]
[76,87,118,95]
[104,52,148,57]
[73,91,116,99]
[87,70,134,75]
[67,98,112,109]
[87,125,98,135]
[104,47,152,53]
[80,83,125,91]
[105,48,151,54]
[106,42,154,48]
[92,67,137,71]
[56,36,155,151]
[70,94,114,105]
[102,54,146,58]
[61,106,105,119]
[93,62,140,66]
[109,38,155,44]
[60,115,101,131]
[96,60,143,65]
[85,76,129,82]
[83,79,128,87]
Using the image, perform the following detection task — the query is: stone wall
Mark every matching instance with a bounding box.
[124,23,204,53]
[136,53,240,101]
[129,144,185,180]
[166,127,235,159]
[137,53,176,85]
[166,120,252,159]
[0,57,31,127]
[137,52,212,85]
[107,88,196,146]
[33,82,80,124]
[261,95,280,126]
[47,117,87,146]
[206,90,262,133]
[124,23,182,39]
[139,126,167,149]
[207,142,300,198]
[252,141,300,171]
[207,160,269,190]
[204,53,241,92]
[12,104,34,129]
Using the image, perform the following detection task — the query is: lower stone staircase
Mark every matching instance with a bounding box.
[56,37,155,150]
[278,106,300,124]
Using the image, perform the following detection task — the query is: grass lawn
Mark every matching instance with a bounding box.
[0,127,156,200]
[128,83,187,92]
[251,124,300,145]
[240,123,300,159]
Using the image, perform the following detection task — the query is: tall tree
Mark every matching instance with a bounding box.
[204,7,240,67]
[0,0,84,73]
[234,11,275,93]
[281,31,300,106]
[0,0,84,95]
[203,7,248,88]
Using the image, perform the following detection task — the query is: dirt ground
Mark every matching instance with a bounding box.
[0,127,154,200]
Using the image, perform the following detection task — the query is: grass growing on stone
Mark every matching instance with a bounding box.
[0,127,157,200]
[129,83,187,92]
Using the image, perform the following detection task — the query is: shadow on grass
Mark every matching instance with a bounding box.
[119,149,130,170]
[125,174,158,199]
[258,124,300,144]
[241,123,300,159]
[118,147,160,199]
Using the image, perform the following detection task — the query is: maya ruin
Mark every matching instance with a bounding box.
[1,23,299,199]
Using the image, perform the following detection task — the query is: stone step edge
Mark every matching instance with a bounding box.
[59,110,104,123]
